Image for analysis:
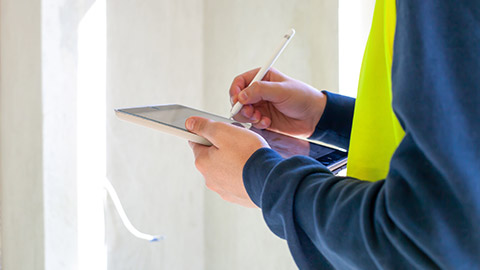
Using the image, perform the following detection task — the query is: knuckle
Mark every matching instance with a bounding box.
[233,74,243,83]
[205,181,214,190]
[251,81,261,89]
[194,158,204,172]
[195,120,205,131]
[205,181,218,192]
[213,122,230,135]
[195,118,211,133]
[220,194,234,203]
[250,82,262,95]
[210,122,223,134]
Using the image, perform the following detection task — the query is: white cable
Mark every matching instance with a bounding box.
[103,177,165,242]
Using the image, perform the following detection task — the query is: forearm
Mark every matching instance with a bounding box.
[243,144,477,269]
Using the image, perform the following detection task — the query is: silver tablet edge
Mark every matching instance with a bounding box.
[115,109,212,146]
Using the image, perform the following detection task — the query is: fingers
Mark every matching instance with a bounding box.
[229,68,261,101]
[188,141,209,161]
[252,115,271,130]
[185,116,220,146]
[232,105,261,123]
[228,68,288,129]
[229,68,287,103]
[186,116,243,147]
[188,141,212,175]
[237,81,287,105]
[231,105,272,130]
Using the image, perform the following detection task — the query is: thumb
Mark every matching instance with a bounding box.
[185,116,219,146]
[237,81,287,105]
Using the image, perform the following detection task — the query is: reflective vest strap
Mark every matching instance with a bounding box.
[346,0,405,181]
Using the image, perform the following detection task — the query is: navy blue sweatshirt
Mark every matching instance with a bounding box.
[243,1,480,269]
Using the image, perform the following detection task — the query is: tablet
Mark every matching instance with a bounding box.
[115,104,347,174]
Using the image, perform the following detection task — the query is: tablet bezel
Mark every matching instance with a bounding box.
[115,104,348,174]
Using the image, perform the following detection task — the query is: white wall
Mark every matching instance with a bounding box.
[0,0,44,268]
[106,0,205,269]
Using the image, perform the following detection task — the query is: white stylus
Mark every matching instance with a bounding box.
[229,28,296,119]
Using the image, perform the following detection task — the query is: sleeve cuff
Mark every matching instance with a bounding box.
[309,91,355,150]
[243,148,284,208]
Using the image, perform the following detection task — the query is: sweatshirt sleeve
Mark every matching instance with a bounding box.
[243,1,480,269]
[308,91,355,151]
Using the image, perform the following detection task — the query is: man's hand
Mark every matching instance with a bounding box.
[186,116,270,208]
[230,68,327,138]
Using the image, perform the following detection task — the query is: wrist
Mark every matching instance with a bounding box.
[306,90,327,137]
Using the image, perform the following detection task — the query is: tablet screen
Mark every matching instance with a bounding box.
[120,105,236,132]
[116,104,347,173]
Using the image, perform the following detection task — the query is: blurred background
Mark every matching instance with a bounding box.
[0,0,374,269]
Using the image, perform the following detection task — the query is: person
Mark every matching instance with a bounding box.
[186,0,480,269]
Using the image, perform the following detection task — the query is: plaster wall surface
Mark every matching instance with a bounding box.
[0,0,44,269]
[106,0,205,269]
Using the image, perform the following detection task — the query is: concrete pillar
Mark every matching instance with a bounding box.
[1,0,93,269]
[0,0,44,269]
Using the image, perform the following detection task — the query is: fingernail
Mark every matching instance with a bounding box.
[239,91,248,102]
[260,119,267,126]
[230,96,235,105]
[186,119,195,131]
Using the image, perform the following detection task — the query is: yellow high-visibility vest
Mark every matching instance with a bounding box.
[347,0,405,181]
